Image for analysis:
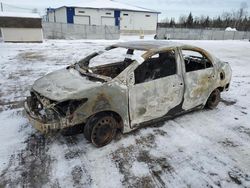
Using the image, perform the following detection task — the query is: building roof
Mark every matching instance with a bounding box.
[0,11,41,19]
[59,0,160,13]
[111,41,184,51]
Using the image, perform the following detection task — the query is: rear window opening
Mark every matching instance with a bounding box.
[182,50,213,72]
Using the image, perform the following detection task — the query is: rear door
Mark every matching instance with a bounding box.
[180,48,216,110]
[128,49,184,128]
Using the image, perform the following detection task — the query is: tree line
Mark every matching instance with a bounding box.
[158,2,250,31]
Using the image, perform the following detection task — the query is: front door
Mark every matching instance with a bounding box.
[128,50,184,127]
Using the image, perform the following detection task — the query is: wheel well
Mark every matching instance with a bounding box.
[205,87,222,106]
[217,87,224,92]
[88,111,124,131]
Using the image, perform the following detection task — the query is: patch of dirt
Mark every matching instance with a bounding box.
[218,138,239,147]
[228,168,250,185]
[153,129,168,136]
[71,166,84,188]
[17,52,46,61]
[8,69,33,80]
[137,150,174,187]
[240,111,248,115]
[130,176,154,188]
[112,145,154,187]
[64,150,83,160]
[135,133,156,147]
[234,126,250,137]
[111,133,174,188]
[61,135,92,187]
[220,99,237,106]
[0,100,24,111]
[0,133,55,188]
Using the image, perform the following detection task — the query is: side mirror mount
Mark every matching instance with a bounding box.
[127,72,135,86]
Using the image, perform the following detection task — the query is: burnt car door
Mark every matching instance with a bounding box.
[128,49,184,128]
[180,47,216,110]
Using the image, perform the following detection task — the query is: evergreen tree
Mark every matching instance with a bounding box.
[186,12,194,28]
[169,18,175,27]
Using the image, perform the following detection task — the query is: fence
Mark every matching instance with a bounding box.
[42,22,120,40]
[156,27,250,40]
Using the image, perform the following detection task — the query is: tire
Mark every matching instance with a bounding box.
[206,89,221,109]
[84,113,117,147]
[61,124,83,136]
[84,120,92,141]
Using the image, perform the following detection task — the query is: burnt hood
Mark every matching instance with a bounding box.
[32,68,102,101]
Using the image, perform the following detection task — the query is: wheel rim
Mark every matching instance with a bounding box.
[91,116,115,147]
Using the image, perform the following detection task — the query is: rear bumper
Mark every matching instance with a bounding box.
[24,101,61,134]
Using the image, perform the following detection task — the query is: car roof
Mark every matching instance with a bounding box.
[111,40,184,51]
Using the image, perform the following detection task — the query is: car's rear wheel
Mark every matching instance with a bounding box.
[84,113,117,147]
[206,89,221,109]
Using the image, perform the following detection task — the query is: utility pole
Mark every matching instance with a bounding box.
[1,2,3,12]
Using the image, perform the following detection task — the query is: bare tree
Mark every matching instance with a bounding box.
[179,15,187,25]
[235,1,248,27]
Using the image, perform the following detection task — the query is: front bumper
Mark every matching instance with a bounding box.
[24,101,61,134]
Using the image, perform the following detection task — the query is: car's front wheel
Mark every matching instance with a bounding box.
[84,113,117,147]
[206,89,221,109]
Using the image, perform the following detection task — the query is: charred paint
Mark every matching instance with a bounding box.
[92,93,111,112]
[25,40,232,135]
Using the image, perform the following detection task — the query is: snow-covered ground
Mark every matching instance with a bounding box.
[0,36,250,188]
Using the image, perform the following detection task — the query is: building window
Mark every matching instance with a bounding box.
[123,13,129,16]
[106,12,111,15]
[145,15,151,17]
[78,11,85,13]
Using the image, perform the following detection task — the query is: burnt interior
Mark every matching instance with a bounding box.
[91,60,133,78]
[184,53,213,72]
[135,51,177,84]
[79,48,135,79]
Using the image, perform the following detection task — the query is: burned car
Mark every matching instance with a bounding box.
[24,41,232,147]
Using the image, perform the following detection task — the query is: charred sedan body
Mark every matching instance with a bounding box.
[24,41,232,147]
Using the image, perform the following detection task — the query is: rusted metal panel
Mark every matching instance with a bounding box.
[127,48,184,127]
[128,74,184,127]
[182,68,216,110]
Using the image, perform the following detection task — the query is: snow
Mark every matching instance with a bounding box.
[0,11,41,19]
[225,27,237,31]
[0,37,250,187]
[62,0,159,13]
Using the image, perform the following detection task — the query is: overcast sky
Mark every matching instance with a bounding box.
[0,0,249,21]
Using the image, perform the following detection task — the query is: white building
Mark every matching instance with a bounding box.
[46,0,160,34]
[0,12,43,43]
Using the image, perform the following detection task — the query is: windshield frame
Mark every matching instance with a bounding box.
[75,46,148,80]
